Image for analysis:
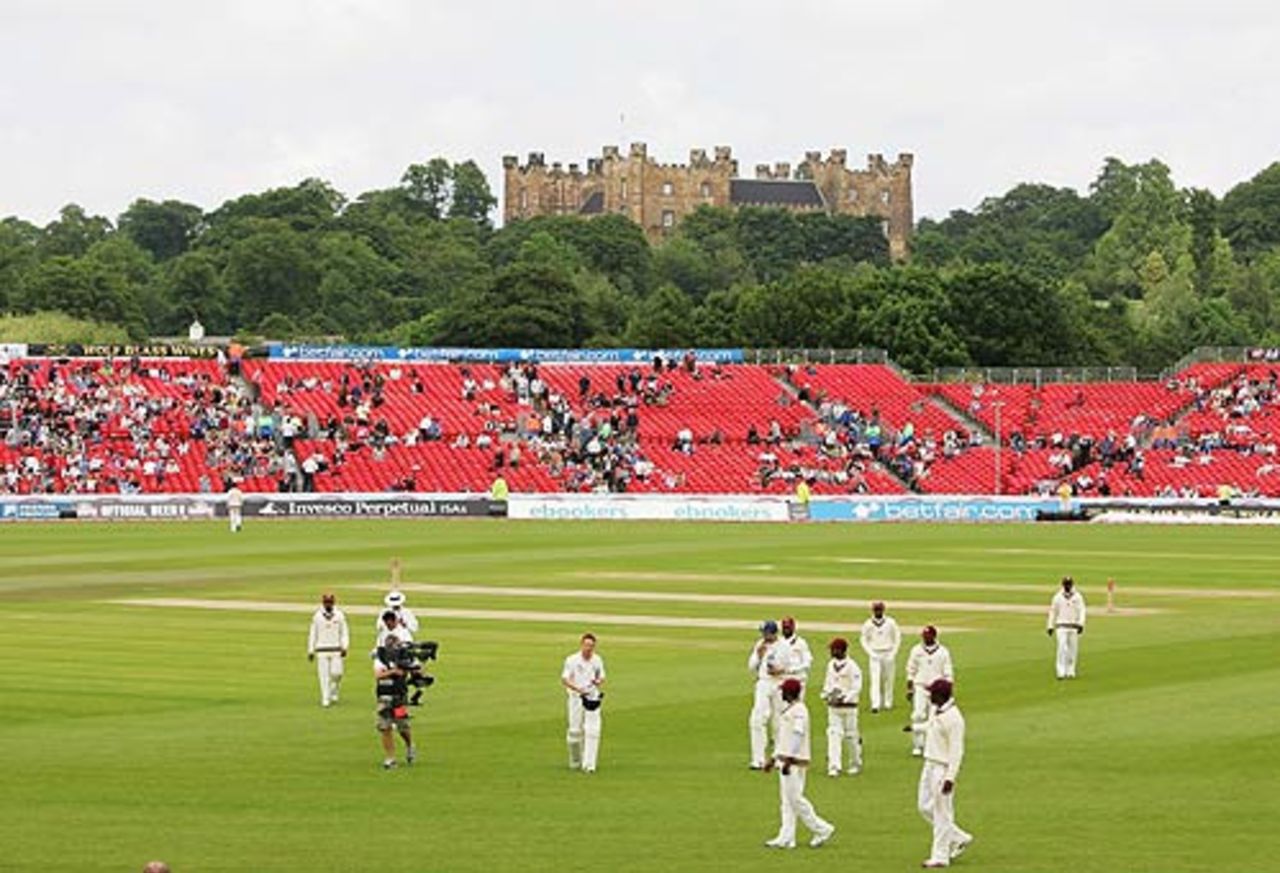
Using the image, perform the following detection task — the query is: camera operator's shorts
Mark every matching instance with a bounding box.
[376,704,411,732]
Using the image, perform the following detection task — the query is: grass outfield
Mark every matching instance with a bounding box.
[1,520,1278,872]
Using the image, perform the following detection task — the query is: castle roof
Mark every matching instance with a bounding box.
[729,179,824,208]
[579,191,604,215]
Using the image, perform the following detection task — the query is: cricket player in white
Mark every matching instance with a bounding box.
[906,626,954,757]
[375,590,420,636]
[747,619,783,769]
[821,638,863,776]
[1047,575,1087,679]
[226,484,244,533]
[307,592,349,707]
[764,678,835,849]
[912,678,973,868]
[777,616,813,690]
[860,600,902,712]
[562,632,606,773]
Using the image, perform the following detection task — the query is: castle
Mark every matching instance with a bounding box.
[502,143,914,260]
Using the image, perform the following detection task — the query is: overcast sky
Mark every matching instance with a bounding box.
[3,0,1278,226]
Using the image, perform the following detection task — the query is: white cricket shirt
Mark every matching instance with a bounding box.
[906,643,954,689]
[860,616,901,656]
[924,699,966,781]
[308,608,349,653]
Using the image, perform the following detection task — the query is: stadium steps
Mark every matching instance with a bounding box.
[926,390,995,442]
[774,369,924,494]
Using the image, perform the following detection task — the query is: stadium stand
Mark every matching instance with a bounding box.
[3,353,1278,497]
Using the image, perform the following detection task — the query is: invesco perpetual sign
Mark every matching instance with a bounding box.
[239,497,497,518]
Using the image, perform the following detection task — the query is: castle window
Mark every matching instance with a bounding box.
[519,188,528,210]
[662,181,674,196]
[662,210,676,228]
[847,189,859,202]
[621,179,628,199]
[700,181,712,198]
[880,190,890,204]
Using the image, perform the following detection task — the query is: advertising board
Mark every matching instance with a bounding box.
[507,495,789,522]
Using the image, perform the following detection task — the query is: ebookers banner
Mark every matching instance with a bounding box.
[507,494,790,522]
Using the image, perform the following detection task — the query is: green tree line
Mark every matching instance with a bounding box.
[3,155,1280,371]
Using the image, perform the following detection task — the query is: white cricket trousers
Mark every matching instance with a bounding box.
[749,679,781,767]
[868,653,896,709]
[1055,627,1080,678]
[316,653,344,705]
[826,707,862,773]
[774,765,832,845]
[910,690,931,754]
[918,760,971,866]
[228,508,242,532]
[566,695,602,771]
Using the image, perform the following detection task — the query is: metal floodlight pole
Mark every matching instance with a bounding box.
[993,401,1005,496]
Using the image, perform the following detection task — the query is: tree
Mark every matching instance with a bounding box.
[734,208,803,282]
[162,251,230,333]
[207,179,344,235]
[396,221,492,311]
[401,158,453,220]
[624,284,694,348]
[118,199,204,261]
[14,256,146,337]
[945,263,1071,365]
[314,232,402,336]
[795,213,890,266]
[734,267,851,348]
[1220,162,1280,260]
[448,160,497,225]
[1087,159,1191,298]
[577,271,633,346]
[689,287,743,346]
[487,215,651,294]
[865,296,968,373]
[223,225,320,328]
[40,204,112,258]
[436,236,587,347]
[914,184,1107,281]
[0,217,41,310]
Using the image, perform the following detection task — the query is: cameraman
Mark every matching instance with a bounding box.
[373,635,417,770]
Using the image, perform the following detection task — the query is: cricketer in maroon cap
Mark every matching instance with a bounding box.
[905,625,953,757]
[914,677,972,867]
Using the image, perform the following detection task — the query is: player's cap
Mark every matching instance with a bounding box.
[760,619,779,635]
[780,678,803,696]
[384,591,405,608]
[872,600,886,610]
[927,678,953,697]
[829,637,849,652]
[922,624,938,637]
